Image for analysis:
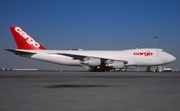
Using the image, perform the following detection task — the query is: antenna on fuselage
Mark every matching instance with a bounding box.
[136,45,140,49]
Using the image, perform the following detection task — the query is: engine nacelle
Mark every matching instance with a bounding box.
[106,61,124,69]
[81,57,101,66]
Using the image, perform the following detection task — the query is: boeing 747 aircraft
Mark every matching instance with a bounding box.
[5,26,176,72]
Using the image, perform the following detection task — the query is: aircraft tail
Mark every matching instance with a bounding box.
[10,26,46,50]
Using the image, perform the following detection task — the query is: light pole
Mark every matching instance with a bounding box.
[152,36,158,48]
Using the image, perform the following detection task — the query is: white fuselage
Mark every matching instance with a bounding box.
[19,48,176,67]
[7,26,176,71]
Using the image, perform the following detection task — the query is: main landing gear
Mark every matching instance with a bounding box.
[89,66,112,72]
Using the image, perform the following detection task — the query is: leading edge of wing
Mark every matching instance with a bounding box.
[4,49,36,55]
[56,53,128,64]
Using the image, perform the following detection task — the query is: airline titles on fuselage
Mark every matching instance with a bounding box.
[133,52,153,56]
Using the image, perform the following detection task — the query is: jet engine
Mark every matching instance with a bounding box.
[81,57,101,66]
[106,61,124,69]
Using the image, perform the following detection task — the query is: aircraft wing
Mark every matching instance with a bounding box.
[4,49,36,55]
[56,53,128,64]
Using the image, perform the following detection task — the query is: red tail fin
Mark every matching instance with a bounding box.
[10,26,46,50]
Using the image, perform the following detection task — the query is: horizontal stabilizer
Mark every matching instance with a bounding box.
[4,49,36,55]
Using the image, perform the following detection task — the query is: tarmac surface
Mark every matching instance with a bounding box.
[0,71,180,111]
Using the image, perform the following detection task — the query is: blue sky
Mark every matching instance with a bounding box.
[0,0,180,69]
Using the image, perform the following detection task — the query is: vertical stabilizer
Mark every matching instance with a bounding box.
[10,26,46,50]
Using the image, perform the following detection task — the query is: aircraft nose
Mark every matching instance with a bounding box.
[168,54,176,63]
